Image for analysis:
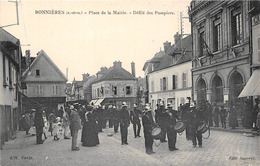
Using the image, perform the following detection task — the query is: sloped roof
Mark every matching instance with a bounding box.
[94,64,135,83]
[152,35,192,72]
[0,28,19,44]
[142,50,165,71]
[22,50,67,82]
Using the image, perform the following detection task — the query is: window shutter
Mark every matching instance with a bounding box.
[175,75,178,89]
[182,73,184,88]
[166,77,168,90]
[160,78,163,91]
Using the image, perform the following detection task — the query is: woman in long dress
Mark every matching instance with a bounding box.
[229,103,238,129]
[82,105,100,147]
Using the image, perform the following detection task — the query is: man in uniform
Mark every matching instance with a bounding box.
[142,105,156,155]
[156,102,167,143]
[165,104,179,151]
[57,106,64,119]
[119,102,130,145]
[130,103,142,138]
[113,106,120,133]
[188,102,205,148]
[108,105,114,128]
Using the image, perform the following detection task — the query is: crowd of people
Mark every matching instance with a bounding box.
[19,98,260,154]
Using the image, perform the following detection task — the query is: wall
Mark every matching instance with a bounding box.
[148,61,192,110]
[92,80,137,99]
[26,83,66,97]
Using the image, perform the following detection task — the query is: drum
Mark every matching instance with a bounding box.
[151,127,164,140]
[197,122,208,134]
[174,121,186,133]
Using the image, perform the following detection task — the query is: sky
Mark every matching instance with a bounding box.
[0,0,191,82]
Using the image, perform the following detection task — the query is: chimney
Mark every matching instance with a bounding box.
[82,73,90,81]
[113,61,122,67]
[163,41,171,52]
[25,50,30,69]
[174,32,181,45]
[131,61,136,77]
[96,67,108,79]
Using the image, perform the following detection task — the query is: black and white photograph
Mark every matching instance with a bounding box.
[0,0,260,165]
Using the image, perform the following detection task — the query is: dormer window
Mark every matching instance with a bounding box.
[36,69,40,76]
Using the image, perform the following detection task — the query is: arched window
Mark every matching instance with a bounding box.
[212,75,223,103]
[197,78,207,102]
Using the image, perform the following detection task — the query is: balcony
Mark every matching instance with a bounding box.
[193,43,249,70]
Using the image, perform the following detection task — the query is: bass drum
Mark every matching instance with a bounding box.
[197,122,208,134]
[151,127,164,140]
[174,121,186,133]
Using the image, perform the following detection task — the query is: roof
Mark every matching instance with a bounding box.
[142,50,165,71]
[152,35,192,72]
[94,64,136,83]
[0,28,19,44]
[22,50,67,82]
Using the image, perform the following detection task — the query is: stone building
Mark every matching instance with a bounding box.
[147,35,192,111]
[239,1,260,98]
[91,61,137,109]
[21,50,67,114]
[0,28,22,148]
[189,0,251,111]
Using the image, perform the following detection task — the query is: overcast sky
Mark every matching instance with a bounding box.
[0,0,191,82]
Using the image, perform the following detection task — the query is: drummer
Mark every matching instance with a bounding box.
[165,103,179,151]
[187,102,204,148]
[142,105,156,155]
[156,102,168,143]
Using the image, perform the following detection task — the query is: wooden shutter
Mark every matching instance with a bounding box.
[166,77,168,90]
[160,78,163,91]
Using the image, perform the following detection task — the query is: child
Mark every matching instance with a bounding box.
[48,112,56,136]
[42,111,48,140]
[53,117,62,141]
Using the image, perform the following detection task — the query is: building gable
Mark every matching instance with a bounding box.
[22,50,67,82]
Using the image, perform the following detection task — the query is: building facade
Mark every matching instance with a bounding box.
[91,61,137,109]
[21,50,67,114]
[148,35,192,111]
[0,28,22,148]
[189,0,251,112]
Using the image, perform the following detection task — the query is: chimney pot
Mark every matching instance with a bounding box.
[174,32,181,45]
[163,41,171,52]
[113,61,122,67]
[131,62,136,77]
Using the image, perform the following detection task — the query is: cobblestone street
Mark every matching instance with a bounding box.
[1,124,259,166]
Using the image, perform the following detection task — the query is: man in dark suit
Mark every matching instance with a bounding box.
[119,102,130,145]
[34,108,44,144]
[130,103,142,138]
[70,105,81,151]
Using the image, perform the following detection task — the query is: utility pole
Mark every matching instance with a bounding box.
[1,0,19,28]
[180,11,190,54]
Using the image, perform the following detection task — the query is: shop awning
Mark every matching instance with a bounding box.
[238,69,260,98]
[95,98,105,106]
[19,91,44,108]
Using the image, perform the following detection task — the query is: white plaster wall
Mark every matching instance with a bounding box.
[0,53,18,108]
